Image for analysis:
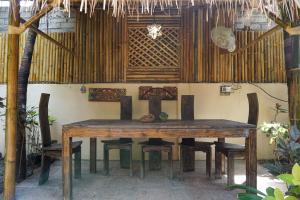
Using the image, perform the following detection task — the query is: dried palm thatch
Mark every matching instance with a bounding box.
[29,0,300,28]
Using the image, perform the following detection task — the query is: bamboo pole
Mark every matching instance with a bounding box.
[20,18,74,55]
[230,25,281,55]
[4,0,20,199]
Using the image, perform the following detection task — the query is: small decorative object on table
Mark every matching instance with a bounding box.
[139,114,155,123]
[159,112,168,122]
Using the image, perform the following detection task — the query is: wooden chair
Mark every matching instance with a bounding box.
[215,93,259,185]
[180,95,214,177]
[139,95,174,178]
[140,141,173,179]
[102,96,133,176]
[38,93,82,185]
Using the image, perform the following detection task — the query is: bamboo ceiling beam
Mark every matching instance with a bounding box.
[263,7,300,35]
[8,1,55,35]
[285,26,300,35]
[264,8,288,29]
[4,0,20,199]
[230,25,282,55]
[20,18,75,55]
[229,7,300,54]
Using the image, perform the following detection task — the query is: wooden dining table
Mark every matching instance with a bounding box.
[62,119,257,200]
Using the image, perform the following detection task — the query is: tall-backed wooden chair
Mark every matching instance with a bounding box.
[215,93,259,185]
[180,95,214,177]
[139,96,174,179]
[38,93,82,185]
[102,96,133,176]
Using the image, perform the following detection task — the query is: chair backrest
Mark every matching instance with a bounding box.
[181,95,194,120]
[181,95,195,145]
[39,93,52,148]
[120,96,132,120]
[247,93,259,126]
[149,95,161,121]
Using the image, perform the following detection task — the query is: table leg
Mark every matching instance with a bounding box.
[246,129,257,188]
[90,138,97,173]
[63,134,73,200]
[215,138,224,179]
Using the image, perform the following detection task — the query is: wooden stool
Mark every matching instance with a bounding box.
[140,140,174,179]
[103,140,133,176]
[180,141,213,177]
[215,93,259,185]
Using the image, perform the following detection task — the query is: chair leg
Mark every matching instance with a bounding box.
[74,148,81,179]
[90,138,97,173]
[129,145,133,177]
[222,154,226,174]
[140,148,145,179]
[103,144,109,176]
[206,148,212,177]
[215,149,222,179]
[181,146,195,172]
[39,153,52,185]
[180,146,183,176]
[168,147,173,179]
[227,153,235,185]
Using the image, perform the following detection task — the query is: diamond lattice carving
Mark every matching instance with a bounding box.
[128,27,180,69]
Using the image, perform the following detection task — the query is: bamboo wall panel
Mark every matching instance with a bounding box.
[74,10,127,83]
[0,7,286,84]
[127,15,181,82]
[0,32,74,83]
[190,7,286,83]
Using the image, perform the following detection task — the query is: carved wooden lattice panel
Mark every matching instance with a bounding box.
[126,15,181,82]
[128,28,179,68]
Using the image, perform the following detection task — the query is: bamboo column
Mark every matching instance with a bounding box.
[4,0,20,199]
[284,32,300,129]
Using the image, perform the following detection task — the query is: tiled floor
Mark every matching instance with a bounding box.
[2,160,286,200]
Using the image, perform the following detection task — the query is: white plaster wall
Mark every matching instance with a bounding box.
[0,83,289,160]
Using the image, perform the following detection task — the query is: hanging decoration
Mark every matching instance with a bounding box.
[211,26,236,52]
[147,24,162,39]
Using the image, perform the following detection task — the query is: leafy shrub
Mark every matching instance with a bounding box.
[229,163,300,200]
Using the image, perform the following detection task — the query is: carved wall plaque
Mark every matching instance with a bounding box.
[89,88,126,102]
[139,86,178,100]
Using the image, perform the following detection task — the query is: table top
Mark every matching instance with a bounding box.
[63,119,256,132]
[64,119,255,129]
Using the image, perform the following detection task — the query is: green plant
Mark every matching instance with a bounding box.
[263,125,300,175]
[260,104,289,144]
[229,163,300,200]
[260,122,289,144]
[25,106,56,154]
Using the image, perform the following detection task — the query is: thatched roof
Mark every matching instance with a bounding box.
[37,0,300,26]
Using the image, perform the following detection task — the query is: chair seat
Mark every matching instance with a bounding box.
[139,140,174,146]
[180,141,213,152]
[43,141,82,151]
[180,141,214,147]
[215,142,245,153]
[102,139,133,145]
